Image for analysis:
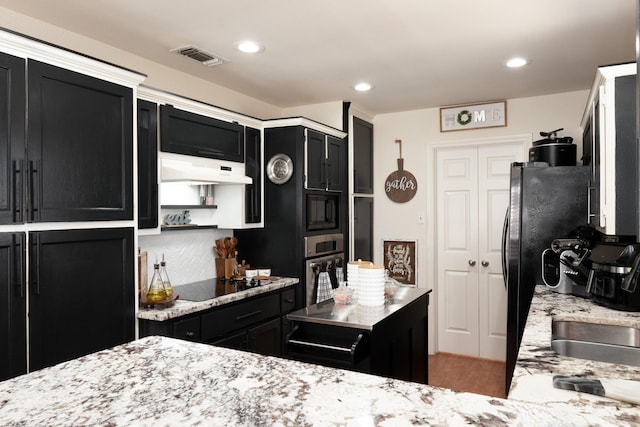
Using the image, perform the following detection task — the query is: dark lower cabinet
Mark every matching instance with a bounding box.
[287,292,429,384]
[29,228,135,371]
[140,287,295,357]
[0,228,135,379]
[0,233,26,381]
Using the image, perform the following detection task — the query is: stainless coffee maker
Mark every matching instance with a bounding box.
[542,238,590,297]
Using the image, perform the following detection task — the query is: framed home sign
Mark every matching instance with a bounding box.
[440,100,507,132]
[383,239,417,286]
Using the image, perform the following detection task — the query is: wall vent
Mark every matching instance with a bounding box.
[171,46,228,67]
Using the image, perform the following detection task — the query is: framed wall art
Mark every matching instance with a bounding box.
[440,100,507,132]
[383,239,417,286]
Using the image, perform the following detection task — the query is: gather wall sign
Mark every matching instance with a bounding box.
[384,139,417,203]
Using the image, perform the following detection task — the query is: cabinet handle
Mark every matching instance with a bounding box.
[28,160,39,221]
[468,260,476,267]
[236,310,262,321]
[32,234,41,295]
[195,148,223,157]
[13,234,25,298]
[184,331,195,338]
[481,260,490,267]
[284,298,295,304]
[12,160,23,223]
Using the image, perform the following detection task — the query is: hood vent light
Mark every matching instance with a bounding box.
[171,46,228,67]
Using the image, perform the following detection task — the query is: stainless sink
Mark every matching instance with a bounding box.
[551,319,640,366]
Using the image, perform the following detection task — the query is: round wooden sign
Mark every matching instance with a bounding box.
[385,158,417,203]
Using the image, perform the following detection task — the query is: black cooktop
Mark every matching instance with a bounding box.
[174,277,271,302]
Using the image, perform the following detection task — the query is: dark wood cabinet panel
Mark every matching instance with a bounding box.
[353,117,373,194]
[0,232,26,381]
[249,317,281,356]
[27,60,133,222]
[140,286,297,358]
[28,228,135,371]
[245,126,262,223]
[326,135,345,191]
[305,129,326,190]
[0,53,25,225]
[306,129,346,192]
[137,100,159,229]
[353,197,373,261]
[160,104,244,163]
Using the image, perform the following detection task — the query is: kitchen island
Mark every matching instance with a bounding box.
[509,285,640,424]
[0,335,612,426]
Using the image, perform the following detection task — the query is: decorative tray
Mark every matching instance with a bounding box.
[139,294,179,308]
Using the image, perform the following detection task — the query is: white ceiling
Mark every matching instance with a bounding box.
[0,0,636,114]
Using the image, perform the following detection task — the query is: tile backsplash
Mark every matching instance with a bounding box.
[139,229,232,286]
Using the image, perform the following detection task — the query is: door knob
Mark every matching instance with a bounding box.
[468,260,476,267]
[481,260,489,267]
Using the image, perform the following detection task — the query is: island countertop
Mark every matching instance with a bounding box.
[509,285,640,423]
[287,287,430,330]
[0,335,613,426]
[137,277,298,321]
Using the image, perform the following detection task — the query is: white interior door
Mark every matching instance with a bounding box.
[436,140,523,360]
[436,146,479,356]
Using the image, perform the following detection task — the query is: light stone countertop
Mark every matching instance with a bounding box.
[509,285,640,425]
[0,335,617,426]
[137,277,299,321]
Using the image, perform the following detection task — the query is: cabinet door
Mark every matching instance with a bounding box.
[326,135,344,191]
[249,317,281,356]
[0,53,25,224]
[353,117,373,194]
[0,232,26,381]
[160,104,244,162]
[305,129,326,190]
[213,330,249,351]
[353,197,373,261]
[245,126,262,223]
[27,60,133,222]
[29,228,134,372]
[137,100,159,229]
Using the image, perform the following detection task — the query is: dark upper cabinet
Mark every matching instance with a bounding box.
[245,126,262,224]
[27,60,133,222]
[0,53,25,224]
[28,228,135,372]
[353,117,374,194]
[353,196,373,261]
[160,104,244,163]
[306,129,345,192]
[137,100,159,229]
[0,232,26,381]
[326,135,345,191]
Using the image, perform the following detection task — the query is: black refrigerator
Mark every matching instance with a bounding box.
[503,163,589,394]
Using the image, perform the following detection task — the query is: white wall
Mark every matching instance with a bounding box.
[371,90,589,353]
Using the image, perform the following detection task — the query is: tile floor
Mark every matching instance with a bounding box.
[428,352,507,399]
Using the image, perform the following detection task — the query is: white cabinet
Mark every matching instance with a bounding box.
[581,63,637,237]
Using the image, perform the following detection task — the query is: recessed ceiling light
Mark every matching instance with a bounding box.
[506,57,530,68]
[354,82,373,92]
[235,40,265,54]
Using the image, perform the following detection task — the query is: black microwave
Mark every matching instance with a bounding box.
[306,194,339,231]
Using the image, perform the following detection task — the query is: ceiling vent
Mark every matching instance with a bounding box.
[171,46,228,67]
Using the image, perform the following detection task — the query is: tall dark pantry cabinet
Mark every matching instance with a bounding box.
[0,32,145,381]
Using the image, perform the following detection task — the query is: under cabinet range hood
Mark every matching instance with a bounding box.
[160,152,252,185]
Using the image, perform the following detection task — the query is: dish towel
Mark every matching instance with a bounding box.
[316,271,332,303]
